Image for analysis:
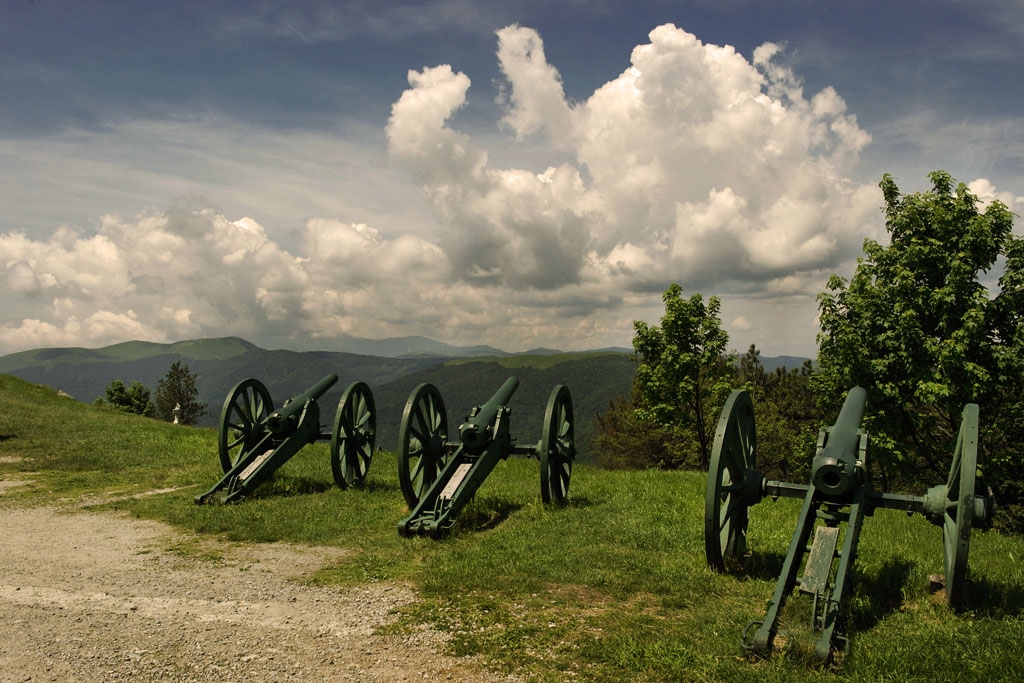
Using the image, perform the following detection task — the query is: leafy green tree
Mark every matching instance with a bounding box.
[632,283,732,469]
[95,379,155,416]
[816,171,1020,495]
[154,361,207,425]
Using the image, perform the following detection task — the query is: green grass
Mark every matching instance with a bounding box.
[2,373,1023,681]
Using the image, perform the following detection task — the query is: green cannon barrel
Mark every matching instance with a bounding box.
[458,376,520,450]
[265,373,339,435]
[811,386,867,497]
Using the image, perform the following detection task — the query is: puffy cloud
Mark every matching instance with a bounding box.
[0,209,456,351]
[386,65,484,183]
[2,23,961,356]
[731,315,753,332]
[496,24,574,142]
[388,23,881,303]
[968,178,1024,216]
[387,60,598,290]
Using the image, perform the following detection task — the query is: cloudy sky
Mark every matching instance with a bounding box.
[2,0,1022,358]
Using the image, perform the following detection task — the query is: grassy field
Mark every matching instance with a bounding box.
[2,373,1022,681]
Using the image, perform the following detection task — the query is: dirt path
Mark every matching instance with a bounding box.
[0,499,512,682]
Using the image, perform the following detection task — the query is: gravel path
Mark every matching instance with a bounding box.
[0,499,513,682]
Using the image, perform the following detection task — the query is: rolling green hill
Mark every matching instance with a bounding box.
[0,338,637,461]
[376,353,637,461]
[0,337,448,430]
[0,337,811,464]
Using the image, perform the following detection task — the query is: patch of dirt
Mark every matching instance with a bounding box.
[0,480,28,494]
[0,500,516,682]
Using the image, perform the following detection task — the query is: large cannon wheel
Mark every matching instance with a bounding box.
[943,403,979,608]
[218,378,273,473]
[705,390,758,571]
[540,385,575,504]
[330,382,376,489]
[398,383,451,508]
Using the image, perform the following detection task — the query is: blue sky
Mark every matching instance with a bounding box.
[1,0,1021,357]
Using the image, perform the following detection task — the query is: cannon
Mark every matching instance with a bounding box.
[396,376,575,539]
[195,374,376,504]
[705,387,993,662]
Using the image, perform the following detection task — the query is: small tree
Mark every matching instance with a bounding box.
[632,283,732,469]
[590,389,684,470]
[154,361,207,425]
[96,379,155,416]
[816,171,1019,493]
[737,346,821,482]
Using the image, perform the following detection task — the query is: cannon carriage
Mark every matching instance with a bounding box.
[705,386,993,662]
[396,376,576,539]
[195,374,377,504]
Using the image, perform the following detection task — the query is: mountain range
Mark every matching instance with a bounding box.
[0,336,808,463]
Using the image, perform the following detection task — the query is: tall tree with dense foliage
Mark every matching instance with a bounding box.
[632,283,732,469]
[154,361,207,425]
[816,171,1020,499]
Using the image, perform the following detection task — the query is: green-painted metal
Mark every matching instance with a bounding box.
[397,376,575,539]
[704,390,761,571]
[809,387,867,497]
[708,388,994,664]
[331,381,376,490]
[195,374,376,504]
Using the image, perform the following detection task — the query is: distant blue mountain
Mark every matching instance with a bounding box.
[0,336,811,464]
[757,355,813,372]
[325,334,509,358]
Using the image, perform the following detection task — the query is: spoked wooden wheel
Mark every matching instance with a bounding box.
[218,378,273,473]
[330,382,376,489]
[398,383,450,508]
[705,390,758,571]
[943,403,979,608]
[540,385,575,504]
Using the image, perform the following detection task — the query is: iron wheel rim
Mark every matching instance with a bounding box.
[397,383,449,508]
[943,403,978,607]
[705,389,756,571]
[331,381,376,489]
[218,378,273,473]
[540,385,575,504]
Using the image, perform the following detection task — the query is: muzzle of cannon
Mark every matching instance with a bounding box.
[396,376,575,539]
[809,387,866,497]
[704,387,993,663]
[195,374,377,504]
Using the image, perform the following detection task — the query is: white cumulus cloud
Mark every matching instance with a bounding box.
[0,210,457,351]
[968,178,1024,216]
[4,23,976,356]
[386,23,883,307]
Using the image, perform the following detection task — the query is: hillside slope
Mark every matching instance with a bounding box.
[0,337,446,425]
[0,338,637,461]
[0,337,813,462]
[375,353,637,459]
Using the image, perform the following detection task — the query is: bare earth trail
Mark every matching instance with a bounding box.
[0,499,512,682]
